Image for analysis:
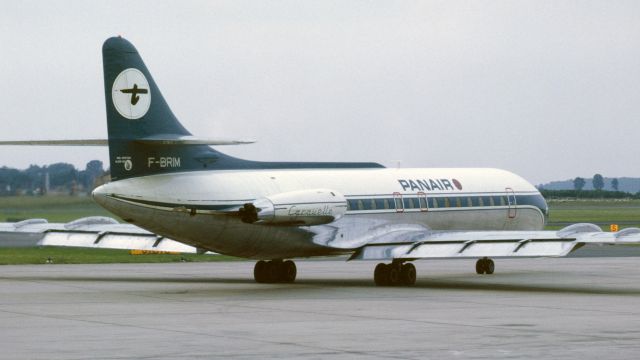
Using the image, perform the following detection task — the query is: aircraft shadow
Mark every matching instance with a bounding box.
[3,274,640,296]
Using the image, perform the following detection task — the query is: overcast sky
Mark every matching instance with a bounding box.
[1,1,639,185]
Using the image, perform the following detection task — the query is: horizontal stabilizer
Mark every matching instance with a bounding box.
[0,139,108,146]
[0,136,255,146]
[136,135,256,145]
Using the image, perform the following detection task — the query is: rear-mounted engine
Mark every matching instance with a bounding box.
[239,189,347,226]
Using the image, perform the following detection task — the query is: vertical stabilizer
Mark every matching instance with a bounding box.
[102,36,216,180]
[102,37,383,181]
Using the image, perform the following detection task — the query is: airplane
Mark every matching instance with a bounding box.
[2,36,640,286]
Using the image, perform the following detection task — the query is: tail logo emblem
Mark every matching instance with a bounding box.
[112,68,151,119]
[120,84,148,105]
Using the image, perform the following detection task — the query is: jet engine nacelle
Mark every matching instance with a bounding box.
[239,189,347,226]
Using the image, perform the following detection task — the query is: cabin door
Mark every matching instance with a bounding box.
[417,192,429,212]
[393,192,404,213]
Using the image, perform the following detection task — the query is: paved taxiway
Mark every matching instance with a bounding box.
[1,258,640,359]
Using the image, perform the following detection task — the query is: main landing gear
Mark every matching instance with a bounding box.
[254,260,297,283]
[374,261,417,286]
[475,257,495,275]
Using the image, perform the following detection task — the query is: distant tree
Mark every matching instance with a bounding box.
[79,160,104,190]
[0,167,23,195]
[85,160,104,176]
[47,163,78,189]
[22,165,45,194]
[611,178,619,191]
[592,173,604,191]
[573,177,586,192]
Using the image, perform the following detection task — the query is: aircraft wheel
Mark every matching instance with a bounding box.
[485,259,495,275]
[400,263,416,285]
[388,265,400,286]
[265,260,282,283]
[374,263,389,286]
[475,258,495,275]
[475,259,485,274]
[254,260,268,283]
[375,262,417,286]
[281,260,297,283]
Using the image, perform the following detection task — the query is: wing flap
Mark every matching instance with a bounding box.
[352,224,640,261]
[351,240,580,260]
[40,230,196,252]
[0,217,207,254]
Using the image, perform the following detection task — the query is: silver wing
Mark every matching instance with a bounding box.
[0,217,205,253]
[3,218,639,260]
[351,223,640,260]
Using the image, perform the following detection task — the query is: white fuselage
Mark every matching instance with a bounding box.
[92,167,547,259]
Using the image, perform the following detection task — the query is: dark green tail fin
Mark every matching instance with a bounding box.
[103,37,383,181]
[103,36,222,180]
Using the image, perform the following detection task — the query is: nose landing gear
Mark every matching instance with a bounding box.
[254,260,297,283]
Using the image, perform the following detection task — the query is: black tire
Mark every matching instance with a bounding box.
[475,259,485,275]
[400,263,417,285]
[374,263,389,286]
[281,260,297,283]
[485,259,495,275]
[265,261,281,283]
[254,260,268,283]
[388,265,400,286]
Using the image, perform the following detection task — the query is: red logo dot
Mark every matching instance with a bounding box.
[452,179,462,190]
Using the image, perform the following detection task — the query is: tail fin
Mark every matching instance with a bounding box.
[103,36,226,180]
[103,37,383,180]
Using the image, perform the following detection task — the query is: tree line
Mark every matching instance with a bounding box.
[0,160,108,196]
[1,164,637,200]
[539,173,640,199]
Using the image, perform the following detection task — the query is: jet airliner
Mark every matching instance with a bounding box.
[3,37,639,286]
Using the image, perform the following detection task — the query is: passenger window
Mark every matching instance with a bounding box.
[369,199,377,210]
[500,196,506,206]
[419,197,428,209]
[383,199,391,209]
[489,197,495,206]
[466,197,473,207]
[483,197,492,206]
[347,200,357,211]
[357,200,365,211]
[404,198,415,209]
[454,197,461,207]
[444,198,450,208]
[478,197,484,207]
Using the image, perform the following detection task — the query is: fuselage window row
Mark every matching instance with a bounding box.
[346,194,547,215]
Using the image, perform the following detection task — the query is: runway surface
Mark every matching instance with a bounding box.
[1,258,640,359]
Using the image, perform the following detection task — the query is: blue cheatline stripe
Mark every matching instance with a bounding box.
[109,195,241,211]
[109,193,547,216]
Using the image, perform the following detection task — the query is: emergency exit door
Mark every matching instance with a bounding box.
[506,188,517,219]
